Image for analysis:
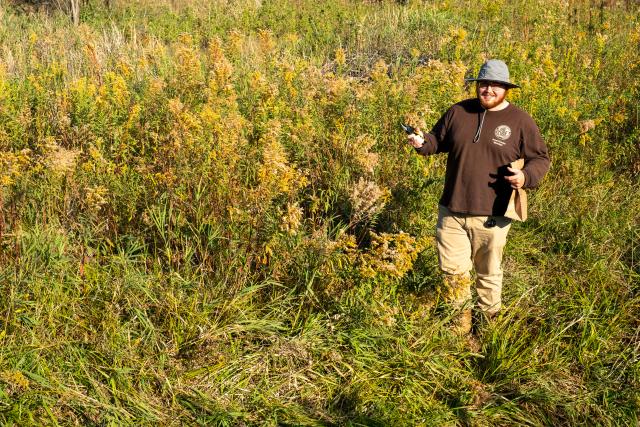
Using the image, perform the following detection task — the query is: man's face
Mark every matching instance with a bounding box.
[476,81,508,109]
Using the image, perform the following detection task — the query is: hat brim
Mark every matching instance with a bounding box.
[465,78,520,89]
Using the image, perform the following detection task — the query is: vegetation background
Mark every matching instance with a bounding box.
[0,0,638,424]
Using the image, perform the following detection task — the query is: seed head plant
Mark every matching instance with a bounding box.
[0,0,637,424]
[349,177,390,226]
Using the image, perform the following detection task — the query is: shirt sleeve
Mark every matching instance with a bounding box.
[415,106,454,156]
[520,116,550,189]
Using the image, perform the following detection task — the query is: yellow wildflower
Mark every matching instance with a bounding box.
[335,47,346,68]
[281,203,304,235]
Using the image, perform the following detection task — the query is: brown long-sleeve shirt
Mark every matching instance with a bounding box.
[416,98,550,216]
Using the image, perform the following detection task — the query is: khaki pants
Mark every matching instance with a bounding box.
[436,205,512,315]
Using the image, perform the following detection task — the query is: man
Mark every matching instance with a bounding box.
[407,59,550,334]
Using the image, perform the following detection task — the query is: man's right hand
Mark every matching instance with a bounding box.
[407,130,425,149]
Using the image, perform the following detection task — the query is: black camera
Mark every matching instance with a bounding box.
[400,123,417,134]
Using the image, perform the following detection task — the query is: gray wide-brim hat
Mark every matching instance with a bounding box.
[465,59,520,89]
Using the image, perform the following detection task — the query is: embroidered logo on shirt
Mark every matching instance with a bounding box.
[492,125,511,146]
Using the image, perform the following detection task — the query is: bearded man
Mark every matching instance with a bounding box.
[407,59,550,334]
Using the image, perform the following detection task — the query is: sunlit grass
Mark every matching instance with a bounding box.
[0,0,638,424]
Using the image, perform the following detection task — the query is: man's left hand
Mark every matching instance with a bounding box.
[505,167,525,189]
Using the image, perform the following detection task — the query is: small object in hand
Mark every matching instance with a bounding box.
[401,123,417,134]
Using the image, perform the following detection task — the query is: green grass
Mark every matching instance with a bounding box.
[0,0,638,424]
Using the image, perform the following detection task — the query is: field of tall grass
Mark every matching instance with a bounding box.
[0,0,638,424]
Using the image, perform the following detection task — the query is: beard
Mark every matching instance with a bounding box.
[477,87,508,109]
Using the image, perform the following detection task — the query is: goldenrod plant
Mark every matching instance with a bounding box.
[0,0,638,424]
